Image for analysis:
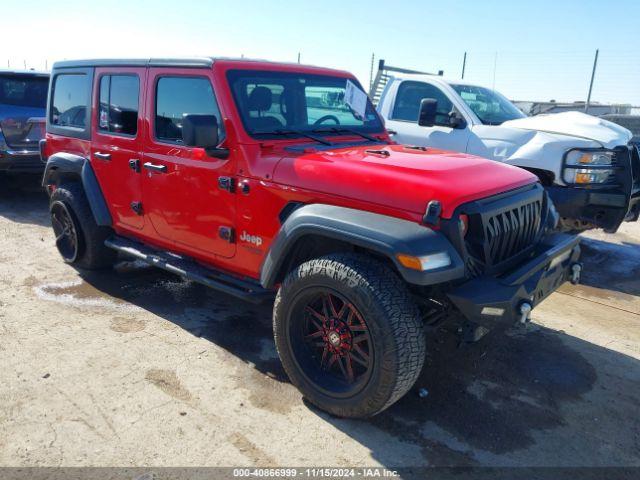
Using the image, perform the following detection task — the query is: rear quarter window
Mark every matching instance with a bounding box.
[47,68,93,139]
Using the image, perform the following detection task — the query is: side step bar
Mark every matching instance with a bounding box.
[104,236,274,304]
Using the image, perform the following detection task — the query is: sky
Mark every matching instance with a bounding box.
[3,0,639,105]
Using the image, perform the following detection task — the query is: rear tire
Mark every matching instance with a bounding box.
[49,184,117,270]
[273,253,426,418]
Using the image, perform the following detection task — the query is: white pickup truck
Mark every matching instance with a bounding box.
[373,62,640,232]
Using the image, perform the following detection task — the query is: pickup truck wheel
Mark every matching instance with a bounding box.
[49,184,117,270]
[273,253,425,418]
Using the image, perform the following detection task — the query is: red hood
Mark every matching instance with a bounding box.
[273,144,537,219]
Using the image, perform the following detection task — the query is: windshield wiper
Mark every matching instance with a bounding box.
[312,127,381,143]
[255,128,333,146]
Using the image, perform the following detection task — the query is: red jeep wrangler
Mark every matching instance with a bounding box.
[42,58,581,418]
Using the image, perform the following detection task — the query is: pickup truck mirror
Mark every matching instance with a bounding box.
[182,115,229,159]
[418,98,438,127]
[448,112,467,129]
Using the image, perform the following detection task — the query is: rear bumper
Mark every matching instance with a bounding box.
[446,233,580,325]
[0,149,44,173]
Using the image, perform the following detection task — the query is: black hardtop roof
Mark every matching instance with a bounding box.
[51,57,319,70]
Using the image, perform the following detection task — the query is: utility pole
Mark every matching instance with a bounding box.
[585,49,599,113]
[369,53,375,91]
[461,51,467,79]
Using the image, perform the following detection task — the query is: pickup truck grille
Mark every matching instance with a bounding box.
[461,185,546,276]
[631,144,640,186]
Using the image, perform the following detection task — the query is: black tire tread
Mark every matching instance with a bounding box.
[273,253,425,417]
[50,183,116,270]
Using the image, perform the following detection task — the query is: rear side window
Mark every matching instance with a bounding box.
[0,75,48,108]
[392,81,453,123]
[98,75,139,136]
[51,73,90,128]
[155,76,223,144]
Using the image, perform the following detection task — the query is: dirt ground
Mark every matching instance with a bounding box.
[0,175,639,469]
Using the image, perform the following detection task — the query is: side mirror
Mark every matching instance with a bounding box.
[418,98,438,127]
[182,114,228,158]
[448,112,467,129]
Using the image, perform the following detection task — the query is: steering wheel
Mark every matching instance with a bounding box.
[313,115,340,126]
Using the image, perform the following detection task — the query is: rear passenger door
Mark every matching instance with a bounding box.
[91,68,145,230]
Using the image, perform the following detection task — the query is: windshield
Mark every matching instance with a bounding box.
[0,74,48,108]
[227,69,384,139]
[451,84,525,125]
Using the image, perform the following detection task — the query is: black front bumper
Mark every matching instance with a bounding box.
[446,233,580,325]
[548,185,640,232]
[0,149,44,173]
[549,144,640,232]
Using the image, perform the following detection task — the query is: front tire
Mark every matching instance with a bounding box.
[49,184,117,270]
[273,253,426,418]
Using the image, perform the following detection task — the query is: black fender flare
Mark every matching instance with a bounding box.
[260,204,465,288]
[43,153,112,227]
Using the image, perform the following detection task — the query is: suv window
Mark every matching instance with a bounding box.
[98,75,139,136]
[0,74,48,108]
[392,81,453,124]
[155,76,223,144]
[51,73,90,128]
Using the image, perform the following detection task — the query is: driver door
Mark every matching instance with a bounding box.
[141,69,236,259]
[386,80,470,152]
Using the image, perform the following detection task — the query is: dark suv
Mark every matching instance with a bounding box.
[0,70,49,174]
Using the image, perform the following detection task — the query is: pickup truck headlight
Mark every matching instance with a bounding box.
[562,149,615,184]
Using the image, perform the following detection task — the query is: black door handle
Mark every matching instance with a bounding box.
[143,162,167,173]
[94,151,111,161]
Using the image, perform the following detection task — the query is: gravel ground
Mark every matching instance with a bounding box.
[0,175,639,469]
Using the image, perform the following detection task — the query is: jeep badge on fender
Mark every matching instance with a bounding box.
[42,57,581,418]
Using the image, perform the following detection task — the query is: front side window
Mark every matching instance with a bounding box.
[98,75,140,136]
[451,84,525,125]
[0,74,48,108]
[155,76,223,144]
[51,74,90,128]
[392,81,453,124]
[227,70,383,138]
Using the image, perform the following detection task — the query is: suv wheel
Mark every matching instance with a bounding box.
[273,253,426,418]
[49,184,117,270]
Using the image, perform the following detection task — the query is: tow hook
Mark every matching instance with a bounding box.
[570,263,582,285]
[518,302,533,325]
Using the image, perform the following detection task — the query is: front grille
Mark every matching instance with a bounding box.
[461,185,545,276]
[485,200,542,265]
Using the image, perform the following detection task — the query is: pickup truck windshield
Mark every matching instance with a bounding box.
[227,70,384,139]
[451,84,526,126]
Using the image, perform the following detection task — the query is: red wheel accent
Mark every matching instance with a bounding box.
[302,292,372,385]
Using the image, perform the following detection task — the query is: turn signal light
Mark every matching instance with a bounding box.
[396,254,423,271]
[396,252,451,271]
